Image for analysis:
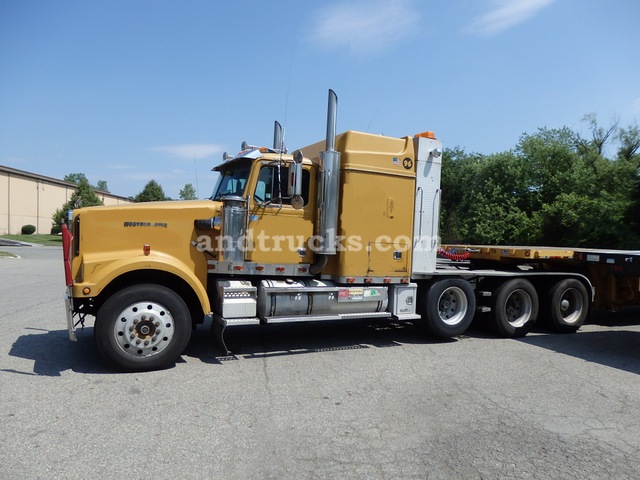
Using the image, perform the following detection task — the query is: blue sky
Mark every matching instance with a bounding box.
[1,0,639,199]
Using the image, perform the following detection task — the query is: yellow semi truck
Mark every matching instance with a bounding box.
[63,90,602,371]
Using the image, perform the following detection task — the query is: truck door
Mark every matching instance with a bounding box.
[246,162,316,265]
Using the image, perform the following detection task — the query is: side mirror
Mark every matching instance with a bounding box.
[290,150,304,209]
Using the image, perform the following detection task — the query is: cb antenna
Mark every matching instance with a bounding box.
[193,155,199,199]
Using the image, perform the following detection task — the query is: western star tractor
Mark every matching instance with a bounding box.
[63,90,603,371]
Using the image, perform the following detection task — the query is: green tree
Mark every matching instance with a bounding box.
[516,127,585,212]
[534,192,632,248]
[575,113,618,158]
[617,124,640,247]
[441,148,529,243]
[616,124,640,161]
[134,180,169,202]
[628,172,640,246]
[448,151,535,244]
[64,173,88,185]
[95,180,109,192]
[52,178,104,226]
[440,117,640,249]
[179,183,197,200]
[440,148,482,243]
[64,172,109,192]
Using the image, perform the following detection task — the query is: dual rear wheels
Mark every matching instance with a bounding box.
[420,277,590,339]
[491,279,539,337]
[420,278,476,338]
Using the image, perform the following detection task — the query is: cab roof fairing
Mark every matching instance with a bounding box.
[211,149,315,172]
[211,148,264,172]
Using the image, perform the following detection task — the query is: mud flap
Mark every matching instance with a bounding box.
[211,315,230,356]
[211,315,261,355]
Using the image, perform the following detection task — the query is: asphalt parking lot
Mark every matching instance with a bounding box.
[1,245,639,479]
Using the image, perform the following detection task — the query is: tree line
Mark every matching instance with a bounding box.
[440,116,640,249]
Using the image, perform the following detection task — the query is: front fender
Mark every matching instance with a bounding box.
[71,252,211,314]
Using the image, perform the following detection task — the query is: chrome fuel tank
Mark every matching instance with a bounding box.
[256,279,388,319]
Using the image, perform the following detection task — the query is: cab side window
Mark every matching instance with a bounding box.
[255,165,310,206]
[255,166,277,203]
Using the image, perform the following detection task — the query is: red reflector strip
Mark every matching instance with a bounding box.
[61,224,73,286]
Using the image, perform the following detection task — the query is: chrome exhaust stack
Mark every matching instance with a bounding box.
[273,121,285,153]
[317,89,341,256]
[220,196,247,263]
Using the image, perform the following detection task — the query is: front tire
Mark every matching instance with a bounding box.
[421,279,476,338]
[492,279,538,338]
[95,284,192,372]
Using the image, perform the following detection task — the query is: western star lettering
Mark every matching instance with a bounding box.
[123,222,168,228]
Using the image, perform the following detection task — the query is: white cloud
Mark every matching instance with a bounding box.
[632,98,640,113]
[468,0,555,36]
[150,144,223,160]
[308,0,419,55]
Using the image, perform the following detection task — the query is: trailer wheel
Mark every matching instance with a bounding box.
[95,284,192,372]
[546,279,589,333]
[422,279,476,338]
[492,279,538,338]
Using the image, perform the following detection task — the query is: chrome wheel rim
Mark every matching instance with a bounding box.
[113,301,175,357]
[438,286,468,326]
[504,289,533,328]
[559,288,584,325]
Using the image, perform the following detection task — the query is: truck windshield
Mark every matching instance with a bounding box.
[211,159,252,200]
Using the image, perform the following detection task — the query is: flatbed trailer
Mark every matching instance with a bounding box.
[441,245,640,311]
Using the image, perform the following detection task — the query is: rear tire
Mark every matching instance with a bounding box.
[492,279,538,338]
[422,279,476,338]
[546,279,589,333]
[95,284,192,372]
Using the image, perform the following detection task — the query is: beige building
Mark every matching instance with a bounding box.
[0,165,131,235]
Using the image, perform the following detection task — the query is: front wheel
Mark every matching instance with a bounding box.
[421,279,476,338]
[492,278,539,338]
[95,284,192,372]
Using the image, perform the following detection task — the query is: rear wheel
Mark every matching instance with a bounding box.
[422,279,476,338]
[492,279,538,338]
[95,284,192,372]
[546,279,589,333]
